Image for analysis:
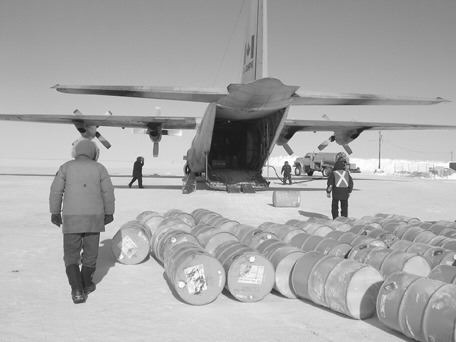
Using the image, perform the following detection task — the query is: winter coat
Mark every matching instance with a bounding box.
[49,140,115,234]
[132,159,144,177]
[281,164,292,176]
[327,162,353,200]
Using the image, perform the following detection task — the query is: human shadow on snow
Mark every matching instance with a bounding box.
[93,239,116,284]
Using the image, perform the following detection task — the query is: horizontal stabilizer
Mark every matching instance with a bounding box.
[53,84,227,103]
[292,91,449,106]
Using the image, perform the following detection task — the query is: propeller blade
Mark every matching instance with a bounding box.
[153,141,159,157]
[165,129,183,137]
[283,143,294,155]
[95,131,112,149]
[343,144,353,155]
[318,140,330,151]
[318,135,335,151]
[133,128,148,134]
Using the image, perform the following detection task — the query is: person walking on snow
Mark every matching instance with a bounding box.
[49,139,115,304]
[326,152,353,219]
[281,161,292,185]
[128,156,144,188]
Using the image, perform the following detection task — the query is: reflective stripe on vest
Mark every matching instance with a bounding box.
[334,170,349,188]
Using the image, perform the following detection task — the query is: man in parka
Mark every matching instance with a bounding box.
[326,152,353,219]
[50,139,115,304]
[281,161,292,185]
[128,156,144,188]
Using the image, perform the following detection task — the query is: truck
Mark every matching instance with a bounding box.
[293,152,360,177]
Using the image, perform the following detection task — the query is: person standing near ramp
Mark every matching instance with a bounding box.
[326,152,353,219]
[49,139,115,304]
[281,161,292,185]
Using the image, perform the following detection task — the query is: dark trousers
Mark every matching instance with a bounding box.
[283,174,292,184]
[129,176,143,188]
[63,233,100,267]
[331,198,348,219]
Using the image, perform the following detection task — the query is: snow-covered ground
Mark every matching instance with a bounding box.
[1,160,456,342]
[266,155,456,179]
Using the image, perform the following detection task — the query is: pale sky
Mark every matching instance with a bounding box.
[0,0,455,167]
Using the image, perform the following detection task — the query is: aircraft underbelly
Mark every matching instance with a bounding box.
[216,78,298,120]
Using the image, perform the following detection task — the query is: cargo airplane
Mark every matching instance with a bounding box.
[0,0,452,193]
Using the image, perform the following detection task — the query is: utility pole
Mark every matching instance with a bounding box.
[378,131,383,169]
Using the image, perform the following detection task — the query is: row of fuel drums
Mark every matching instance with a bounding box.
[342,213,456,251]
[111,209,378,314]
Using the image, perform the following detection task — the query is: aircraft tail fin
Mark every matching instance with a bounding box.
[241,0,267,83]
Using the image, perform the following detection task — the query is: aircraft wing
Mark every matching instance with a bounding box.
[283,119,456,132]
[53,84,227,103]
[0,114,197,129]
[291,91,449,105]
[280,119,456,155]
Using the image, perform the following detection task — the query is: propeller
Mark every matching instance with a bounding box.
[153,141,159,157]
[317,114,354,154]
[283,143,294,155]
[317,135,335,151]
[342,144,352,155]
[72,109,112,149]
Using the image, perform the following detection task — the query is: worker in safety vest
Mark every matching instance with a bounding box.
[326,152,353,219]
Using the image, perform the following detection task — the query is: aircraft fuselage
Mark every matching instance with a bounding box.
[186,78,295,190]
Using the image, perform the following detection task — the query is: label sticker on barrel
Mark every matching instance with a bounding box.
[119,236,138,259]
[184,264,207,295]
[238,264,264,285]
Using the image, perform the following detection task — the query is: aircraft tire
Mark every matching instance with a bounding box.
[294,166,301,176]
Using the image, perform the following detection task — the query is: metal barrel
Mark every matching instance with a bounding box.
[398,277,447,341]
[422,283,456,342]
[136,210,161,224]
[163,241,225,305]
[111,220,153,265]
[402,226,425,242]
[142,215,164,236]
[205,232,239,256]
[377,272,421,333]
[390,239,414,251]
[347,244,377,264]
[323,259,383,319]
[314,238,352,258]
[380,251,431,277]
[215,241,275,303]
[439,250,456,267]
[156,230,200,264]
[413,230,437,244]
[325,230,344,240]
[151,218,192,259]
[291,251,327,301]
[288,232,312,249]
[300,235,325,252]
[267,245,305,298]
[428,235,451,247]
[428,265,456,284]
[308,255,344,306]
[272,190,300,207]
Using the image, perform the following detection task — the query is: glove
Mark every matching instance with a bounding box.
[51,213,62,227]
[104,214,114,225]
[326,192,331,198]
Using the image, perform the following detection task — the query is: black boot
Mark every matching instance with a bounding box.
[81,266,96,295]
[65,264,86,304]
